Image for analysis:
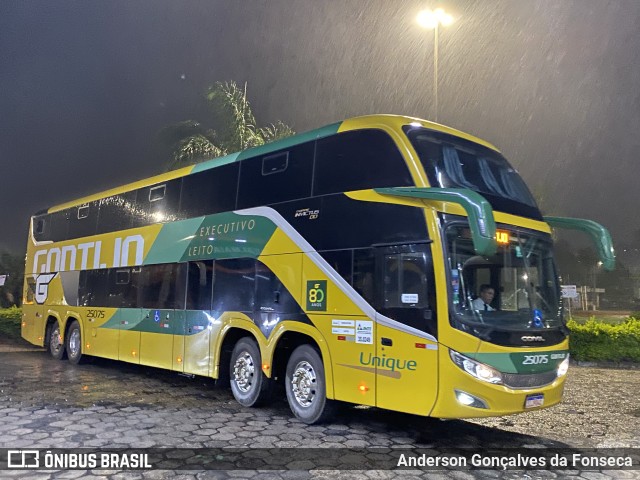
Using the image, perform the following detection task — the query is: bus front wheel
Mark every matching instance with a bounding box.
[230,338,272,407]
[285,345,335,424]
[65,320,84,365]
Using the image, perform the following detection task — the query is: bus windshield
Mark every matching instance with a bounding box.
[445,218,563,338]
[404,126,541,219]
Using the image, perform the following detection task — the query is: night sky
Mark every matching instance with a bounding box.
[1,1,639,253]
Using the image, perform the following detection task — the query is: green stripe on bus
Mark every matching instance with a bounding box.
[143,212,277,265]
[465,350,568,374]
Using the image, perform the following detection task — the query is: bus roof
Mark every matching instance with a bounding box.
[46,114,499,214]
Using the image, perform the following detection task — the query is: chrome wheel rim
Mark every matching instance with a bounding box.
[291,361,316,407]
[69,329,80,357]
[51,327,62,353]
[233,351,255,393]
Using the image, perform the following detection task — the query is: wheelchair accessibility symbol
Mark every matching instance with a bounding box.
[154,311,160,322]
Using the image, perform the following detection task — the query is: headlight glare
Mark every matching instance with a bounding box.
[449,349,503,385]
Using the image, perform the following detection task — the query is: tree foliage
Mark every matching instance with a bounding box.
[160,81,295,170]
[0,252,24,307]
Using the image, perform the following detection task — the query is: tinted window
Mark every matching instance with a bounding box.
[33,214,47,242]
[180,163,239,218]
[353,249,376,304]
[314,129,412,196]
[106,267,140,308]
[212,258,255,314]
[139,263,185,309]
[132,179,182,227]
[378,244,437,336]
[404,126,542,220]
[68,201,99,239]
[255,261,300,314]
[186,260,213,310]
[96,191,138,234]
[320,250,353,286]
[237,142,314,208]
[48,210,70,242]
[78,269,109,306]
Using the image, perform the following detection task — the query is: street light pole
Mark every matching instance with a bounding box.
[417,8,454,123]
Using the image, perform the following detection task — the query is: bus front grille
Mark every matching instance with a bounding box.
[501,370,558,389]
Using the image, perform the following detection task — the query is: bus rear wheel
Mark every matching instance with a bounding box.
[65,320,84,365]
[285,345,335,424]
[230,338,272,407]
[47,320,66,360]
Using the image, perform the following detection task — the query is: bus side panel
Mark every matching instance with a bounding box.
[139,309,175,370]
[85,309,120,360]
[117,308,141,364]
[374,323,438,416]
[302,255,376,407]
[183,311,211,376]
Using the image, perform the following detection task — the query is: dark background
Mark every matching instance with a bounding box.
[1,0,639,253]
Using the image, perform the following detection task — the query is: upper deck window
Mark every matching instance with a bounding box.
[313,129,412,196]
[403,126,541,219]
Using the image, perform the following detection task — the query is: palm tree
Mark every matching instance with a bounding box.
[160,81,294,170]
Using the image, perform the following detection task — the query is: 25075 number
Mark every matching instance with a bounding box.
[522,354,549,365]
[86,309,105,319]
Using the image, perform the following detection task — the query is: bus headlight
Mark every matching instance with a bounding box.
[449,349,503,385]
[557,355,570,377]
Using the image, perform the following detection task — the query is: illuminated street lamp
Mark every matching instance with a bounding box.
[417,7,454,122]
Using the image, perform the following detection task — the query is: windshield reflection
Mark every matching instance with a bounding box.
[445,219,563,337]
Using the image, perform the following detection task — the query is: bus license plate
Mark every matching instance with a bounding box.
[525,394,544,408]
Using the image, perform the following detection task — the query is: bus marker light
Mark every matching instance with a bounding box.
[359,384,369,392]
[86,343,90,350]
[557,355,570,377]
[262,364,269,370]
[22,322,26,327]
[177,357,182,363]
[132,351,137,357]
[337,336,346,341]
[415,343,426,349]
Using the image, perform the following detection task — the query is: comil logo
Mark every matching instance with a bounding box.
[521,335,545,342]
[7,450,40,468]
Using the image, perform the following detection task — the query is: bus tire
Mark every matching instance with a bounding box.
[285,344,335,424]
[230,337,272,407]
[48,320,66,360]
[65,320,84,365]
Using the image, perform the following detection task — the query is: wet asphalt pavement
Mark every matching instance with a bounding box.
[0,337,638,479]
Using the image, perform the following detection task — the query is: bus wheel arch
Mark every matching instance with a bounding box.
[45,315,66,360]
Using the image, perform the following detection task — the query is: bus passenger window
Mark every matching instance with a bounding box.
[255,261,299,314]
[186,261,213,310]
[262,152,288,175]
[107,267,140,308]
[212,258,255,315]
[313,129,412,196]
[353,249,376,305]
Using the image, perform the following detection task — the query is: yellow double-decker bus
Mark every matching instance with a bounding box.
[21,114,614,424]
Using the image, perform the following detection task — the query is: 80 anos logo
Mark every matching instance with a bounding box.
[306,280,327,311]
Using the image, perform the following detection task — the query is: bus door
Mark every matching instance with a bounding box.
[373,243,439,416]
[137,264,186,370]
[183,261,214,377]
